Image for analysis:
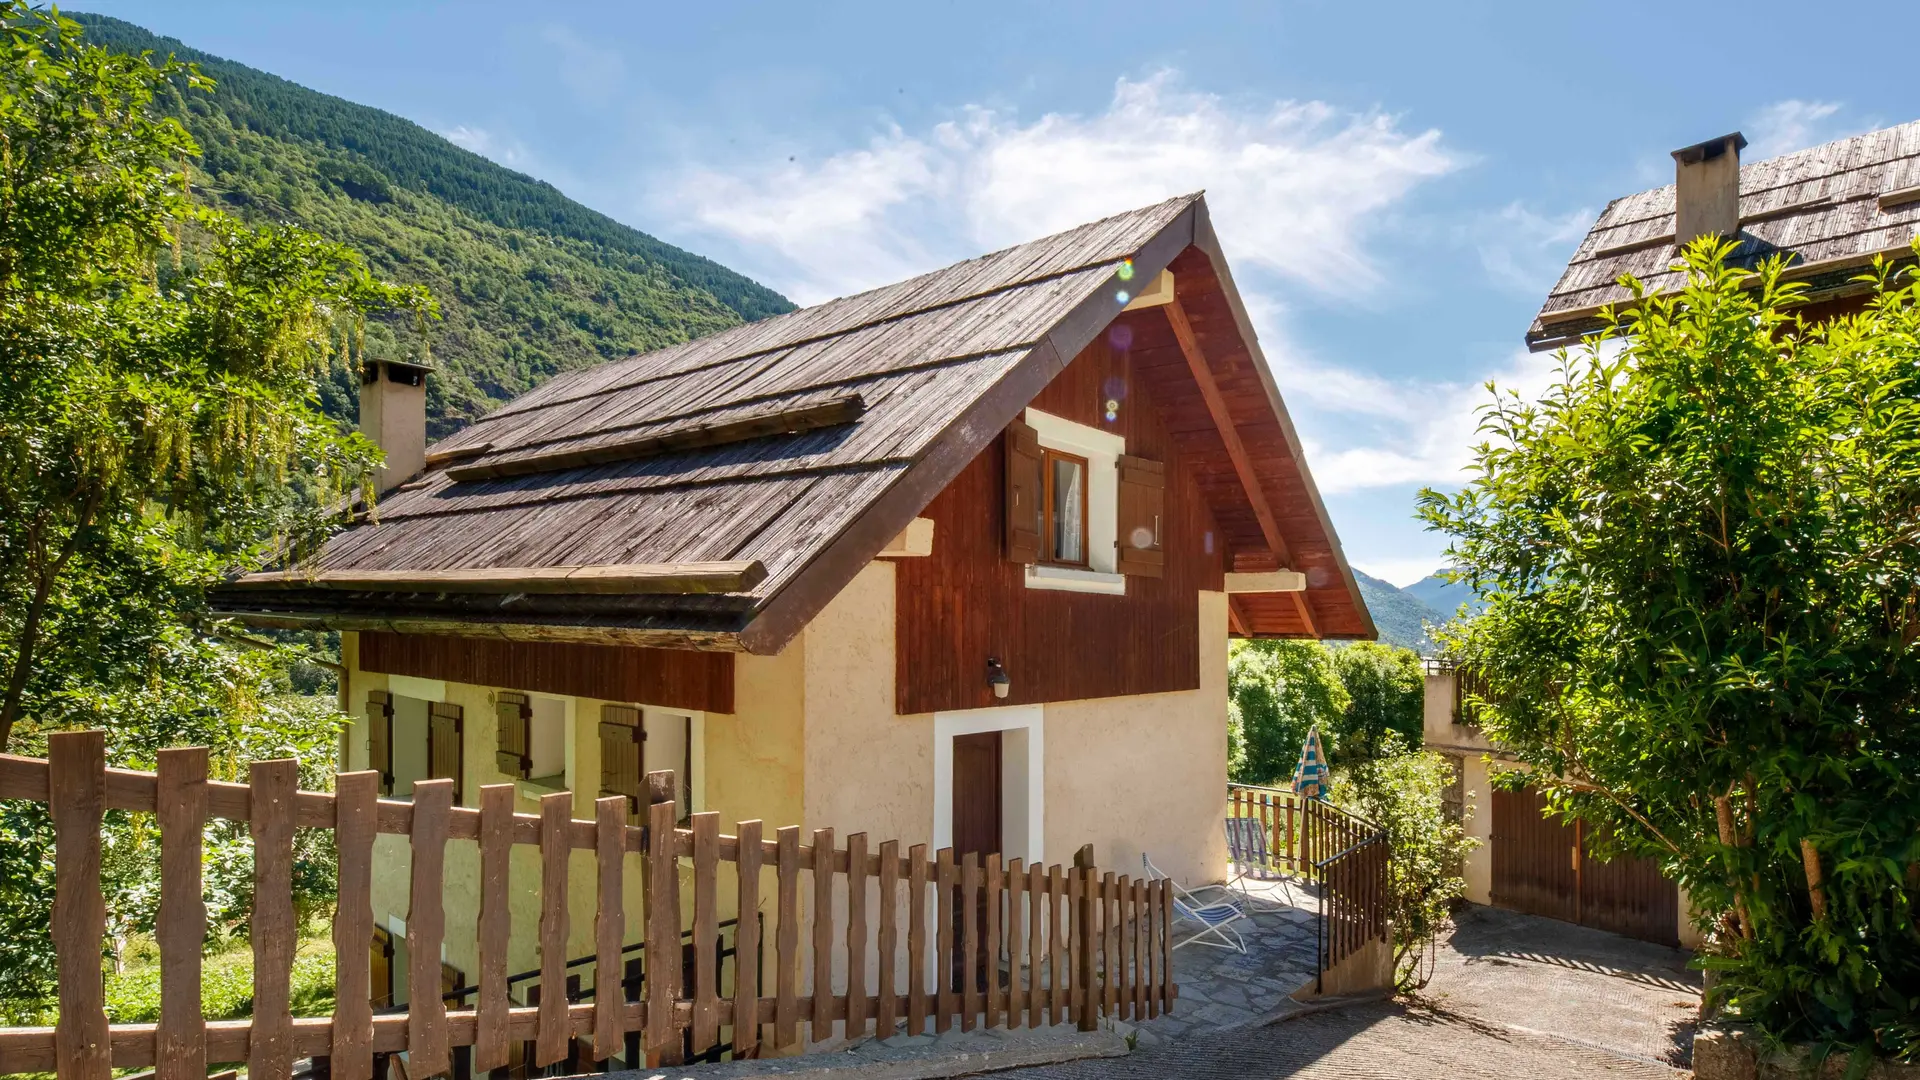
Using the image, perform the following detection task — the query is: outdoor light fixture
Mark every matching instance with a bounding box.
[986,657,1011,700]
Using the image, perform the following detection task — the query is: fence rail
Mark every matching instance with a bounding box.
[1225,783,1390,990]
[0,732,1174,1080]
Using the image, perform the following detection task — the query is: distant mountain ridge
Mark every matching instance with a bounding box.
[1351,570,1444,653]
[1404,572,1484,620]
[72,12,796,437]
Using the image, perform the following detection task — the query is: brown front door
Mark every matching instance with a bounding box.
[952,731,1002,859]
[1491,785,1679,946]
[951,731,1002,994]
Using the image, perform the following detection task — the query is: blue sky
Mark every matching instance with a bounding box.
[83,1,1920,585]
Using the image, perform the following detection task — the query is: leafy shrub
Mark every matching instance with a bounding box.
[1332,741,1477,990]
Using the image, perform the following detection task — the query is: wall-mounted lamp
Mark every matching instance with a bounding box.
[986,658,1011,700]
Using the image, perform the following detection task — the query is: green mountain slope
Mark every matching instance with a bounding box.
[72,12,795,438]
[1404,571,1484,620]
[1351,570,1443,653]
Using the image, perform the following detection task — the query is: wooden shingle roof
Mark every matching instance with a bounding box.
[1529,120,1920,350]
[216,194,1373,651]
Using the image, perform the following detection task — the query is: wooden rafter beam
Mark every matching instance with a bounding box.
[1227,596,1248,637]
[1163,298,1318,637]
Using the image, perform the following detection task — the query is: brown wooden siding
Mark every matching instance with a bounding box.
[359,631,733,714]
[895,335,1226,715]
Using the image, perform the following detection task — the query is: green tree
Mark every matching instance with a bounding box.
[1228,639,1348,785]
[1328,642,1425,764]
[0,3,429,750]
[1419,241,1920,1058]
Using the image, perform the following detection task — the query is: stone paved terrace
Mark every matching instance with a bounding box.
[1130,875,1323,1046]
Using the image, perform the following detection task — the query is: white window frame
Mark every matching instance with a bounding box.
[932,704,1045,865]
[1022,408,1126,595]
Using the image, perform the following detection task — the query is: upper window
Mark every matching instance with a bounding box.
[1043,450,1089,566]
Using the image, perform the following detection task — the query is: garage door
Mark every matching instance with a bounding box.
[1490,786,1679,946]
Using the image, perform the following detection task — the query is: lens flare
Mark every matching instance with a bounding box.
[1115,290,1130,304]
[1107,325,1134,351]
[1117,259,1135,282]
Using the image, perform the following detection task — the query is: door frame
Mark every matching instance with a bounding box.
[933,704,1044,864]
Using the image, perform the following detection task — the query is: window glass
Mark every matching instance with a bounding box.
[528,697,567,779]
[1048,453,1086,564]
[389,694,430,797]
[643,708,695,818]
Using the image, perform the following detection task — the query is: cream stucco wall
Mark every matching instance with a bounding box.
[801,561,933,846]
[1042,590,1230,887]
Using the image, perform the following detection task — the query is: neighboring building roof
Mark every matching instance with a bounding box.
[215,194,1375,652]
[1528,120,1920,350]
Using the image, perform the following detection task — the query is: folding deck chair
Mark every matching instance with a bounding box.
[1225,816,1298,906]
[1142,853,1249,953]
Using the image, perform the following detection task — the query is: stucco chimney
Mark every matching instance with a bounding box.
[359,359,430,492]
[1670,132,1748,247]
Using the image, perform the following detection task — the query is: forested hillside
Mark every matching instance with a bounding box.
[1351,570,1443,653]
[72,13,794,437]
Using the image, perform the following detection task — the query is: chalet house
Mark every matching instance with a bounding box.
[213,193,1373,1004]
[1438,120,1920,950]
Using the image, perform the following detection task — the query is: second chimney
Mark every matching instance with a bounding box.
[360,359,430,493]
[1671,131,1747,247]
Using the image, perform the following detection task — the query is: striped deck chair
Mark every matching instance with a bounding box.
[1142,853,1248,953]
[1225,816,1298,905]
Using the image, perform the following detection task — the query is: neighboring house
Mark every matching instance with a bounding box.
[213,193,1374,1010]
[1435,119,1920,951]
[1528,120,1920,353]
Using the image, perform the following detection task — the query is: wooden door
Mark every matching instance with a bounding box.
[1491,785,1679,946]
[951,731,1001,995]
[1490,786,1578,923]
[952,731,1002,858]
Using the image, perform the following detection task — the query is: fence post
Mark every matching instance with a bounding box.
[156,747,208,1080]
[49,730,110,1080]
[332,770,379,1080]
[645,772,681,1065]
[1072,846,1096,1032]
[252,759,301,1080]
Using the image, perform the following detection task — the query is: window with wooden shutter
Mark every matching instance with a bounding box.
[1116,454,1167,578]
[1005,419,1043,563]
[494,691,532,779]
[366,690,394,794]
[599,704,644,814]
[427,701,464,804]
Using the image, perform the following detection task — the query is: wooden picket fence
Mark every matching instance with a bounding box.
[0,731,1175,1080]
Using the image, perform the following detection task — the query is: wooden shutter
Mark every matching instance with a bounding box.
[428,701,464,804]
[599,704,644,812]
[366,690,394,794]
[494,691,532,779]
[1116,453,1167,578]
[1004,419,1043,564]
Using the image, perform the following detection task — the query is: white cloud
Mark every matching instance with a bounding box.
[653,70,1459,305]
[441,125,536,171]
[1300,347,1564,496]
[1744,100,1850,160]
[1472,201,1593,294]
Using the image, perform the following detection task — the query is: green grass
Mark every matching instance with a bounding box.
[103,933,337,1024]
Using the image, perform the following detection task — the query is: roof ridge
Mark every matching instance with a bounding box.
[454,193,1202,431]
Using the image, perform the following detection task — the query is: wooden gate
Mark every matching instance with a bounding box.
[1490,786,1677,946]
